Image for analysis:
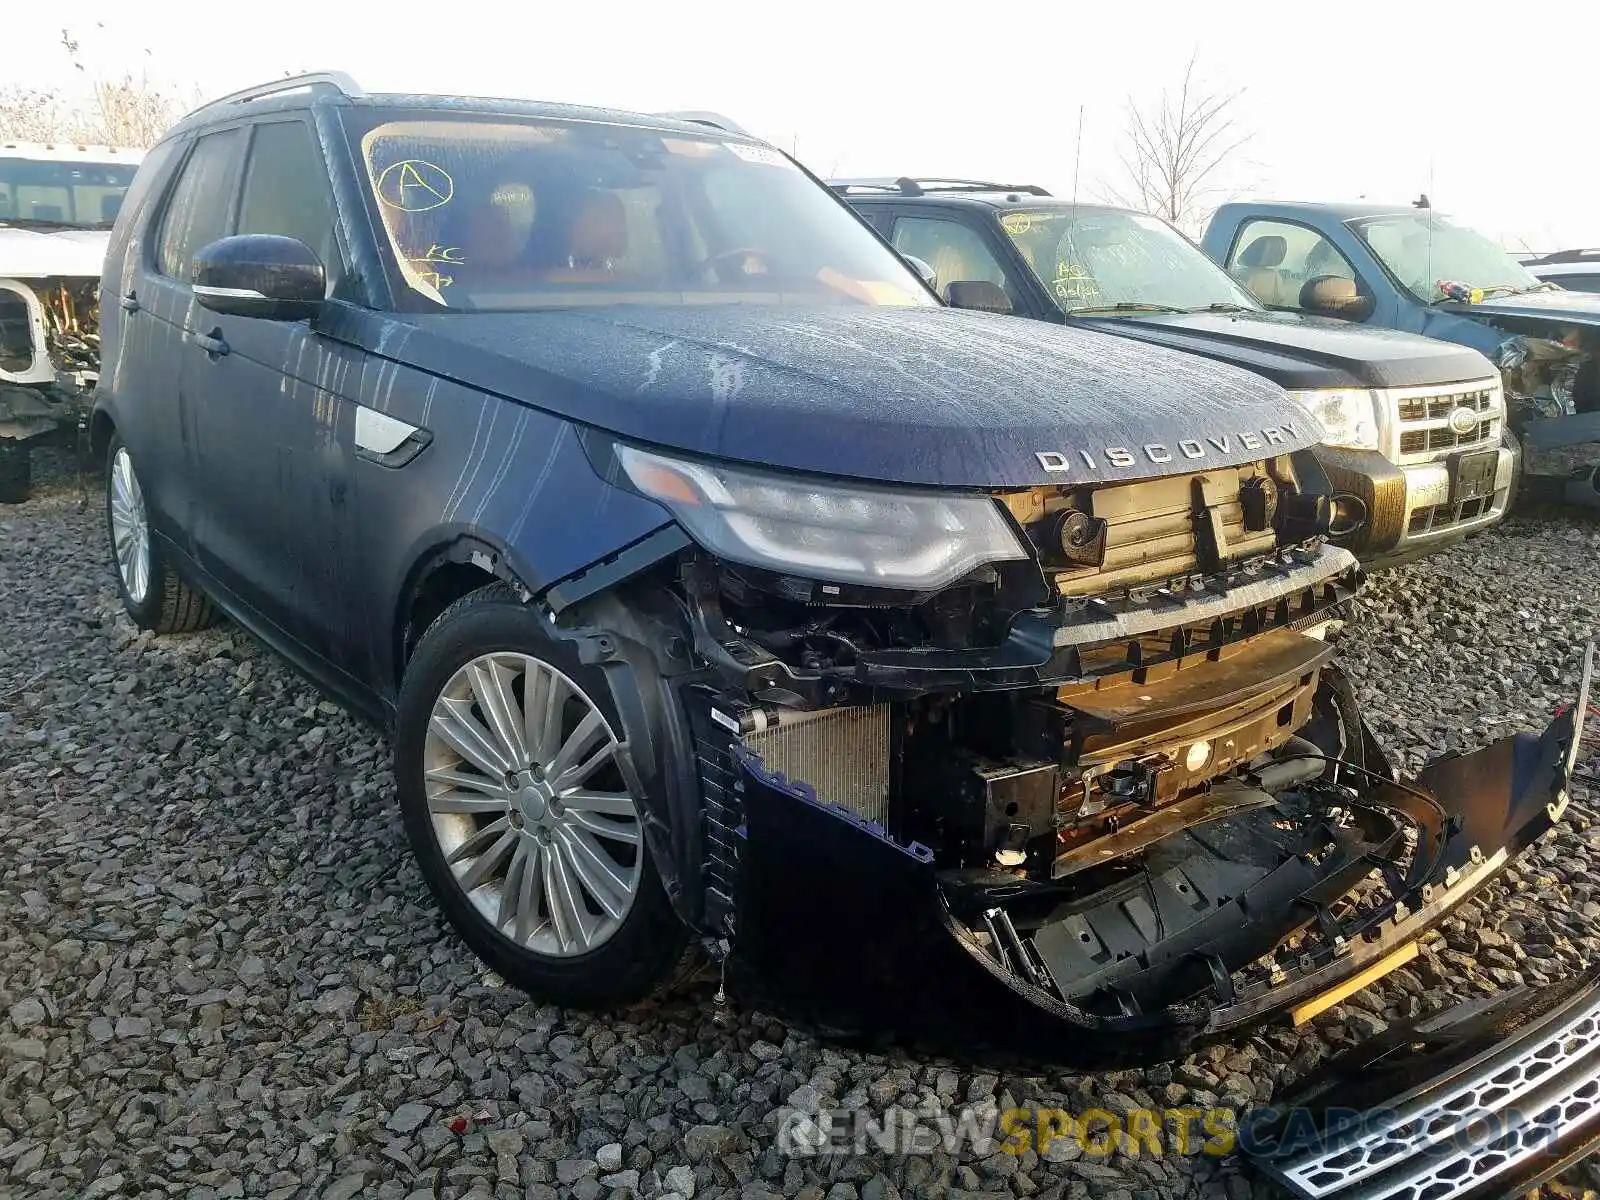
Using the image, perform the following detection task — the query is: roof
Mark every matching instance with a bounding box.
[1524,248,1600,265]
[165,72,765,145]
[1212,199,1435,222]
[1529,261,1600,278]
[0,141,145,164]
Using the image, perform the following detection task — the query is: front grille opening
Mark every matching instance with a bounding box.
[1409,495,1493,536]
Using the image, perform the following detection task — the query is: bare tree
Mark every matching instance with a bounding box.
[0,28,200,148]
[1108,53,1249,233]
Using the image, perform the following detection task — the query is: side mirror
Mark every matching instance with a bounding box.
[944,279,1013,315]
[192,234,326,320]
[1299,275,1375,322]
[901,253,938,291]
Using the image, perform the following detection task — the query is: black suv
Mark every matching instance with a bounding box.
[836,179,1517,565]
[95,75,1586,1068]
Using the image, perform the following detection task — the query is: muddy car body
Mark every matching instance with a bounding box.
[93,72,1591,1124]
[0,142,141,501]
[1203,202,1600,508]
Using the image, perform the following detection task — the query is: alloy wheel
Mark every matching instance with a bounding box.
[423,653,643,957]
[109,447,151,605]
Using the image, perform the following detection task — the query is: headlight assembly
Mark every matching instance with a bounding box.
[1286,388,1380,451]
[616,445,1028,591]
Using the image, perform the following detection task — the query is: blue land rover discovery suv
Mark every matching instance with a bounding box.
[94,72,1586,1068]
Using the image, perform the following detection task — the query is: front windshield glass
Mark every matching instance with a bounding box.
[353,113,933,310]
[0,158,137,227]
[1350,212,1542,302]
[999,207,1259,314]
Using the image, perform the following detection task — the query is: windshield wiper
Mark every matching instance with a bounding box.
[1065,302,1187,315]
[1192,302,1253,313]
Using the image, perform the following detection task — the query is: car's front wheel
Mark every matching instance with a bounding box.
[105,435,216,633]
[395,585,691,1007]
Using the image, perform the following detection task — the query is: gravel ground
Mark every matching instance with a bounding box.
[2,451,1598,1200]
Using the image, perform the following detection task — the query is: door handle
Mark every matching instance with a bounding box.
[119,291,140,313]
[195,329,229,359]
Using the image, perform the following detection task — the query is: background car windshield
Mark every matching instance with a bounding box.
[355,115,934,310]
[0,159,137,226]
[1000,208,1259,313]
[1351,213,1541,301]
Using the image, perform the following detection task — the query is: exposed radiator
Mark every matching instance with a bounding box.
[742,705,892,825]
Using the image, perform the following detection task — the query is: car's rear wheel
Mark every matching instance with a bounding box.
[0,440,32,504]
[105,436,216,633]
[396,585,690,1007]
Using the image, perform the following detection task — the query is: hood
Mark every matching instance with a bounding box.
[338,304,1320,488]
[0,226,111,279]
[1438,288,1600,329]
[1079,309,1496,390]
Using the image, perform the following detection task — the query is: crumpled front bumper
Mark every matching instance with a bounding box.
[1521,411,1600,508]
[724,647,1593,1069]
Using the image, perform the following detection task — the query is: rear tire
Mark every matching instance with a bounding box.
[395,584,691,1008]
[105,435,216,634]
[0,441,32,504]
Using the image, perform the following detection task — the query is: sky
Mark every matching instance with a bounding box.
[11,0,1600,250]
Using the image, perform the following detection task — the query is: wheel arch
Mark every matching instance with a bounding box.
[89,406,118,465]
[393,529,541,691]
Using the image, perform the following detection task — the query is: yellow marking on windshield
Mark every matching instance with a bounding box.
[376,159,455,211]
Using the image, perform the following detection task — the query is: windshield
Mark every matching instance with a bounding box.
[1000,207,1259,314]
[351,113,933,311]
[1350,213,1542,302]
[0,158,137,227]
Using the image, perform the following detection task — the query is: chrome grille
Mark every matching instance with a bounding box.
[1262,975,1600,1200]
[1394,388,1497,422]
[1391,381,1502,462]
[1398,419,1497,455]
[743,706,891,825]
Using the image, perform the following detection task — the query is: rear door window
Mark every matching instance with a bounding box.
[154,130,243,281]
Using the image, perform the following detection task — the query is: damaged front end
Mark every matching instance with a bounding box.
[0,275,100,491]
[1483,323,1600,507]
[606,446,1593,1067]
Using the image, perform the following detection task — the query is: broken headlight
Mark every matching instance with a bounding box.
[1285,388,1379,451]
[616,445,1028,590]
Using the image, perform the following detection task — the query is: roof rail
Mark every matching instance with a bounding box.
[654,110,752,137]
[183,72,364,123]
[828,176,1051,198]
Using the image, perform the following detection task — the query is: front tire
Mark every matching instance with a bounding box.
[105,436,216,633]
[395,585,690,1008]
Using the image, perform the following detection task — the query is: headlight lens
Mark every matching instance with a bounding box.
[1286,388,1380,451]
[616,445,1028,590]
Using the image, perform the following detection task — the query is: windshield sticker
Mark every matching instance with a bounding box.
[723,142,791,168]
[376,159,456,211]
